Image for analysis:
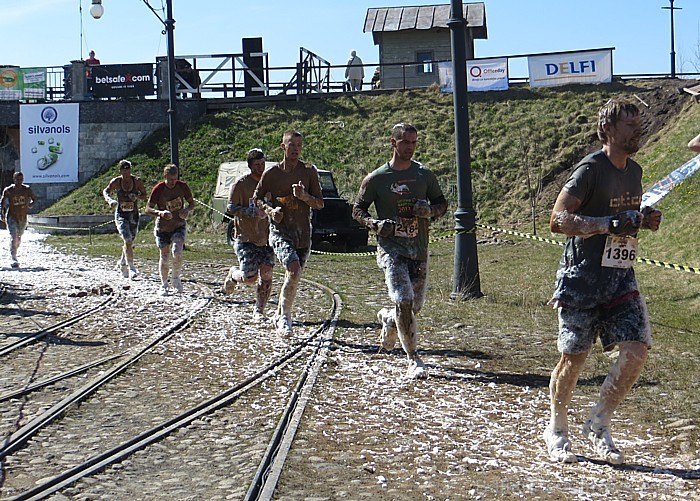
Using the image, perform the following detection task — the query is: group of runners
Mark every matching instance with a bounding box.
[2,97,680,466]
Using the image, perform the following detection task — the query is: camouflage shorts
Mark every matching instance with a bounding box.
[270,232,310,268]
[234,240,275,277]
[557,294,652,353]
[115,212,139,242]
[6,217,27,238]
[154,225,187,248]
[377,248,428,311]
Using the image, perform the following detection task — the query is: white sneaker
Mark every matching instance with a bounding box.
[158,284,170,296]
[223,270,236,295]
[582,420,624,465]
[407,356,427,379]
[172,276,183,293]
[128,267,138,280]
[543,427,578,463]
[377,307,398,352]
[276,314,293,336]
[253,308,267,322]
[117,260,129,278]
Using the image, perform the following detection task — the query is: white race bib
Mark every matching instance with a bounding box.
[120,201,135,212]
[395,216,418,238]
[601,236,638,268]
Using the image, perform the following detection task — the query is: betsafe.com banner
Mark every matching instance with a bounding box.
[92,63,155,98]
[528,49,612,88]
[20,103,80,184]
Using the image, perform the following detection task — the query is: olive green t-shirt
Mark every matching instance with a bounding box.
[355,161,444,260]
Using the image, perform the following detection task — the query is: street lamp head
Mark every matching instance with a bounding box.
[90,0,104,19]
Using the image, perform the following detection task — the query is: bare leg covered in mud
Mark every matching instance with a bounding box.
[380,252,428,379]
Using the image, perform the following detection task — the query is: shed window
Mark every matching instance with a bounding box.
[416,51,434,74]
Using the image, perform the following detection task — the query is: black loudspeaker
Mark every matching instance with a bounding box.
[242,37,264,97]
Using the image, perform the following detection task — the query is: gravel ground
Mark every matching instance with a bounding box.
[1,230,698,500]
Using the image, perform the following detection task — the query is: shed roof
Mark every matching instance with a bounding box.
[364,3,487,39]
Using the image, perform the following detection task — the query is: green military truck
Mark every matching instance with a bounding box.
[213,162,368,251]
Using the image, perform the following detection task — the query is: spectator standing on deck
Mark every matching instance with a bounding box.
[145,164,195,295]
[85,50,100,97]
[223,148,275,320]
[543,98,662,465]
[253,130,324,336]
[102,159,147,279]
[353,123,448,379]
[345,50,364,92]
[1,172,35,268]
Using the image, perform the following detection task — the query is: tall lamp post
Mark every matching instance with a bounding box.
[662,0,682,78]
[448,0,482,299]
[90,0,179,166]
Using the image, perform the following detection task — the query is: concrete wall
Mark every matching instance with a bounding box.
[0,99,206,211]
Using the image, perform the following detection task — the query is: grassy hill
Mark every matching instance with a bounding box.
[43,79,700,268]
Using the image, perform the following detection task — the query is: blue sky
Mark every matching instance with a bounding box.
[3,0,700,81]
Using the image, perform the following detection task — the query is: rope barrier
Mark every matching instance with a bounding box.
[137,199,700,274]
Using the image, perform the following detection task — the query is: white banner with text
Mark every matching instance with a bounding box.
[527,49,612,88]
[20,103,80,183]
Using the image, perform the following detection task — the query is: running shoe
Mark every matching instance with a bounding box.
[116,260,128,278]
[158,284,170,296]
[10,260,19,269]
[543,426,578,463]
[407,356,427,379]
[276,314,293,336]
[582,420,625,465]
[376,307,398,352]
[128,267,138,280]
[253,308,267,322]
[172,276,183,293]
[223,269,237,294]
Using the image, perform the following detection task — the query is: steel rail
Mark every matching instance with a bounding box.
[0,352,124,403]
[10,278,340,501]
[0,293,213,461]
[246,278,342,500]
[0,294,116,357]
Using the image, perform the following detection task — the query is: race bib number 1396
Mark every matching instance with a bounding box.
[601,236,638,268]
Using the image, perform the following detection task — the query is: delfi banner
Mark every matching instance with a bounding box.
[20,103,80,183]
[528,49,612,88]
[467,58,509,91]
[439,58,509,93]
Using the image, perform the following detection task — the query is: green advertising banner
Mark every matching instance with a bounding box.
[0,67,47,101]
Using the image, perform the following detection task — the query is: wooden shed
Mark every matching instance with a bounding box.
[364,3,487,89]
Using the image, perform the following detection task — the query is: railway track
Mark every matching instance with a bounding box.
[1,250,340,500]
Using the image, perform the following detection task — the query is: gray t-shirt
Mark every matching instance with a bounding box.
[551,150,643,308]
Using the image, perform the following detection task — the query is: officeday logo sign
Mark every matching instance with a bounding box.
[467,58,508,91]
[438,58,509,93]
[528,49,612,88]
[20,103,80,183]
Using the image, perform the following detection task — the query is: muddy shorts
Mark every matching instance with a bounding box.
[154,225,187,248]
[115,212,139,242]
[557,293,652,354]
[234,240,275,277]
[6,217,27,238]
[269,232,310,268]
[377,248,428,310]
